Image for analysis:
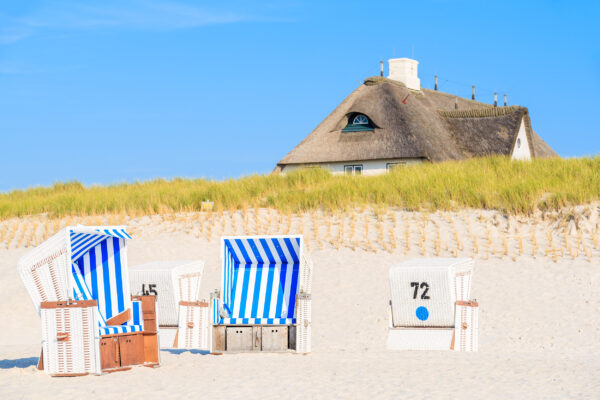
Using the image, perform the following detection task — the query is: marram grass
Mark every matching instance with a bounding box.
[1,156,598,218]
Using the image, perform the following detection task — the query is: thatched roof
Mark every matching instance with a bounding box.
[277,77,557,167]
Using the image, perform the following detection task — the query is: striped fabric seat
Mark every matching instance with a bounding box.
[214,236,301,325]
[99,324,143,335]
[221,318,295,325]
[69,228,143,335]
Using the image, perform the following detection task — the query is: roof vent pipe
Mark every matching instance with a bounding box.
[454,97,458,109]
[472,86,475,100]
[435,75,438,91]
[380,61,384,77]
[494,92,498,107]
[504,94,507,107]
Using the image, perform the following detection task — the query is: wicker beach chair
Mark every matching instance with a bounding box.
[211,235,313,353]
[387,258,478,351]
[129,260,207,349]
[18,226,160,376]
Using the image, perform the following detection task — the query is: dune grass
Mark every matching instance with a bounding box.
[0,156,599,219]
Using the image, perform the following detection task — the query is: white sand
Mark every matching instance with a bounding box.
[1,214,599,399]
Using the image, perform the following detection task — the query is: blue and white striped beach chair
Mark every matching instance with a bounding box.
[211,235,313,353]
[18,226,160,376]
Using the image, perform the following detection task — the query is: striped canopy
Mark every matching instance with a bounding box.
[70,227,131,263]
[217,236,302,325]
[68,227,142,335]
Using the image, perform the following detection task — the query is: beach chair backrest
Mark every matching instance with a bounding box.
[128,260,204,327]
[69,227,133,323]
[389,258,474,328]
[18,231,71,314]
[220,236,302,324]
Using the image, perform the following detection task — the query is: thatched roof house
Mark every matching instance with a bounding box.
[276,58,557,175]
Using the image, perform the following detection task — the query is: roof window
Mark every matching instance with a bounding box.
[342,113,374,132]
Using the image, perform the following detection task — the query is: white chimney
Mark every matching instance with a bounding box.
[388,58,420,91]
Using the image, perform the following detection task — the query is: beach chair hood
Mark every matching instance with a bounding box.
[217,235,308,325]
[69,226,138,330]
[19,225,143,335]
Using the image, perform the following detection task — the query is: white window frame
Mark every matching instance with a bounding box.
[344,165,363,175]
[352,114,369,125]
[386,162,407,172]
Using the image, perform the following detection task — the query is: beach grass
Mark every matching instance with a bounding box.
[1,156,599,218]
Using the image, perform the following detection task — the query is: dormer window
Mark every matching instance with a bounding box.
[353,114,369,125]
[342,113,375,132]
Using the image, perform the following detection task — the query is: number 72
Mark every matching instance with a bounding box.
[410,282,430,299]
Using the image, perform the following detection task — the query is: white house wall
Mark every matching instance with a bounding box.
[511,118,532,160]
[281,158,424,176]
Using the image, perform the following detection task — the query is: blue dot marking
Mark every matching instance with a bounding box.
[416,306,429,321]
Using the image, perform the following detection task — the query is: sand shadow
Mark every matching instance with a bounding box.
[161,349,210,355]
[0,357,39,369]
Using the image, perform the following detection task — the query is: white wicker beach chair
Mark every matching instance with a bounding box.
[129,260,207,349]
[18,226,161,376]
[387,258,478,351]
[211,235,313,353]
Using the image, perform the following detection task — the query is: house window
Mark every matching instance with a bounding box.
[342,113,375,132]
[517,138,521,148]
[344,165,363,175]
[353,114,369,125]
[386,162,407,171]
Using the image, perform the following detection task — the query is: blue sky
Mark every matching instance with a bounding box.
[1,0,598,192]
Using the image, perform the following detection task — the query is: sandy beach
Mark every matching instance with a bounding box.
[1,210,599,399]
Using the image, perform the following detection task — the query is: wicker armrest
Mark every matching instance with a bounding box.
[40,299,98,309]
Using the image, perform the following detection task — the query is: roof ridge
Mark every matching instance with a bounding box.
[363,76,406,87]
[438,106,522,118]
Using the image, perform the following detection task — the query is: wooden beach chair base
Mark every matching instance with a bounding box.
[212,325,296,353]
[39,296,160,376]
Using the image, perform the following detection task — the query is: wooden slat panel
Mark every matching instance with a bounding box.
[142,333,159,364]
[106,308,131,326]
[41,300,97,309]
[100,337,120,370]
[212,326,226,352]
[261,326,288,352]
[288,325,296,351]
[119,334,144,366]
[144,318,157,332]
[226,327,253,352]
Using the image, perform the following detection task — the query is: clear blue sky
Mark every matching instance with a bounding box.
[1,1,598,192]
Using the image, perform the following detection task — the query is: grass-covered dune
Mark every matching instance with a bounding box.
[1,156,599,218]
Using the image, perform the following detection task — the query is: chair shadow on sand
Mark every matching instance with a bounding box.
[0,357,39,369]
[0,351,209,369]
[161,349,210,355]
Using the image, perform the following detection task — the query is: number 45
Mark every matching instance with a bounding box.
[410,282,430,299]
[142,284,157,296]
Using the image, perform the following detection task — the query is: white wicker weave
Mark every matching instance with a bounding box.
[389,258,474,327]
[454,301,478,352]
[129,260,204,328]
[298,240,313,295]
[295,293,311,353]
[176,303,209,349]
[18,231,70,314]
[159,327,178,348]
[41,302,101,375]
[387,258,478,351]
[387,328,455,350]
[294,239,313,354]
